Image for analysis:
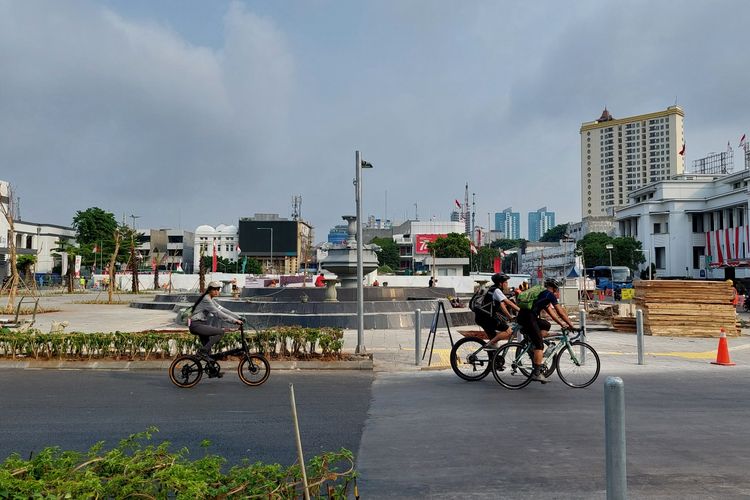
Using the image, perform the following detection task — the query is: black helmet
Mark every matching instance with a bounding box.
[491,273,509,285]
[544,277,561,289]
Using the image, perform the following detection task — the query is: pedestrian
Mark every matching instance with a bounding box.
[315,272,326,287]
[373,279,380,286]
[428,277,435,288]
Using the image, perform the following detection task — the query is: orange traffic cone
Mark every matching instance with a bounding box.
[711,328,736,366]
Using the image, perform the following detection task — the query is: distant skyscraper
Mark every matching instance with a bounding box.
[581,105,685,216]
[327,225,348,245]
[450,211,461,223]
[494,207,520,240]
[528,207,556,241]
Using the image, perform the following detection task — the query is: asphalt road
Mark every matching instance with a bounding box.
[0,369,374,467]
[357,366,750,499]
[3,365,750,499]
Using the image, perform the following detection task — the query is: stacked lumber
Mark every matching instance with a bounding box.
[634,280,739,337]
[612,316,636,333]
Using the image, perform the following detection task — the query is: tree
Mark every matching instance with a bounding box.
[72,208,118,245]
[427,233,470,258]
[475,246,499,273]
[576,232,645,271]
[371,237,400,270]
[201,255,235,273]
[16,255,37,286]
[1,183,20,313]
[540,224,569,242]
[243,257,263,275]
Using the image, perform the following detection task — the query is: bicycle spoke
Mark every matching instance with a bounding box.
[450,337,491,381]
[491,342,533,390]
[555,342,600,388]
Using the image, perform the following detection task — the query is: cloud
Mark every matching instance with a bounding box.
[0,0,294,228]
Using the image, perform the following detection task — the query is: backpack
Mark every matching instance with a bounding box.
[516,284,545,310]
[469,284,498,317]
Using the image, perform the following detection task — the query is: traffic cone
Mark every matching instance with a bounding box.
[711,328,736,366]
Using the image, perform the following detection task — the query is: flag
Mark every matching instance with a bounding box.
[493,257,501,273]
[241,256,248,274]
[679,143,686,156]
[151,257,156,271]
[469,241,478,255]
[212,241,217,272]
[176,260,184,273]
[236,244,241,254]
[741,134,747,148]
[454,199,461,209]
[92,244,99,253]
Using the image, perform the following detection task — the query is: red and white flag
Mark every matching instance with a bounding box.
[679,143,686,156]
[454,199,461,209]
[236,244,241,253]
[469,241,478,255]
[740,134,747,148]
[92,244,99,253]
[212,241,218,272]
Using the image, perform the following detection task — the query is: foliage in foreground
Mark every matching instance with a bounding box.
[0,327,345,360]
[0,428,356,499]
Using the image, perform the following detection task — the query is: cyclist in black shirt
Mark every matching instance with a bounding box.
[517,278,577,383]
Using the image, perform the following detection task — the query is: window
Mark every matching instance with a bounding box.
[692,247,705,269]
[653,223,662,234]
[655,247,666,269]
[692,215,704,233]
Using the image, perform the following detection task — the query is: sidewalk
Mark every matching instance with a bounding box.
[3,292,749,372]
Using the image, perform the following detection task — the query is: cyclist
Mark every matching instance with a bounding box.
[478,273,520,350]
[189,281,243,373]
[517,277,577,383]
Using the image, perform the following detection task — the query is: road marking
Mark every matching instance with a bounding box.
[399,347,451,367]
[601,343,750,360]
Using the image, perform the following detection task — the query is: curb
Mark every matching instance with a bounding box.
[0,357,374,371]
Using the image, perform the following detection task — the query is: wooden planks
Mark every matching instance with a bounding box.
[634,280,739,337]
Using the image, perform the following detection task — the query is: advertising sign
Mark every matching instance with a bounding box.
[415,234,446,255]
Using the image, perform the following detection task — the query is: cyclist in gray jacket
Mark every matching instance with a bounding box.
[189,280,243,359]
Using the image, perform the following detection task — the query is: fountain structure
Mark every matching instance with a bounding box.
[133,215,474,329]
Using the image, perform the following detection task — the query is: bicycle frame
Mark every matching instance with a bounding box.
[207,324,252,361]
[512,327,587,369]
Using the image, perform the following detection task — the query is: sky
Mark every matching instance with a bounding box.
[1,0,749,241]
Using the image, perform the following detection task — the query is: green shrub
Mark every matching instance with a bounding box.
[0,428,356,498]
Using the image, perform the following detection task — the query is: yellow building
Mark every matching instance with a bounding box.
[580,106,685,217]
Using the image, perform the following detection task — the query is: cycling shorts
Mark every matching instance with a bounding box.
[475,313,509,338]
[517,308,550,350]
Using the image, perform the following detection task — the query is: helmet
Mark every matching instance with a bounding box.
[544,277,561,289]
[491,273,509,285]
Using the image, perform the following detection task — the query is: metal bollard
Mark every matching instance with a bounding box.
[579,309,587,364]
[605,376,627,500]
[415,309,421,366]
[635,309,644,365]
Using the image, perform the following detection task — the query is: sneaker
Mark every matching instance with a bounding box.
[484,342,501,350]
[531,368,549,384]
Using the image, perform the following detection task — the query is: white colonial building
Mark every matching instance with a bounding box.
[1,180,76,279]
[616,170,750,280]
[193,224,239,273]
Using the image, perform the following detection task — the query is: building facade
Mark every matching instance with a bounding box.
[567,216,617,241]
[1,180,76,279]
[391,220,467,274]
[616,171,750,280]
[528,206,556,241]
[495,207,521,240]
[193,224,239,274]
[581,106,685,218]
[238,214,314,275]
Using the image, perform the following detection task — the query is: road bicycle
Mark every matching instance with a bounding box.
[490,327,599,389]
[449,323,524,381]
[169,323,270,388]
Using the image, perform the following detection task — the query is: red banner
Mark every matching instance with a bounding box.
[415,234,446,255]
[493,257,501,273]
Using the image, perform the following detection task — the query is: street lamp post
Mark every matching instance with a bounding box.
[355,151,373,355]
[259,227,273,274]
[605,244,614,298]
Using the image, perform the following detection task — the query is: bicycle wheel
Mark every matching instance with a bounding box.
[449,337,492,381]
[238,354,270,386]
[491,342,533,390]
[555,341,600,388]
[169,355,203,388]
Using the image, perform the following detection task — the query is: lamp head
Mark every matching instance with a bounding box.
[360,160,373,169]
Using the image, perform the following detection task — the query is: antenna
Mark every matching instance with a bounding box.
[291,195,302,221]
[414,203,418,221]
[130,214,141,230]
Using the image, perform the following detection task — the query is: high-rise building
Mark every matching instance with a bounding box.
[528,207,556,241]
[494,207,520,240]
[581,105,685,217]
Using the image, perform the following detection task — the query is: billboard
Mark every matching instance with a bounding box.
[238,220,298,256]
[414,234,446,255]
